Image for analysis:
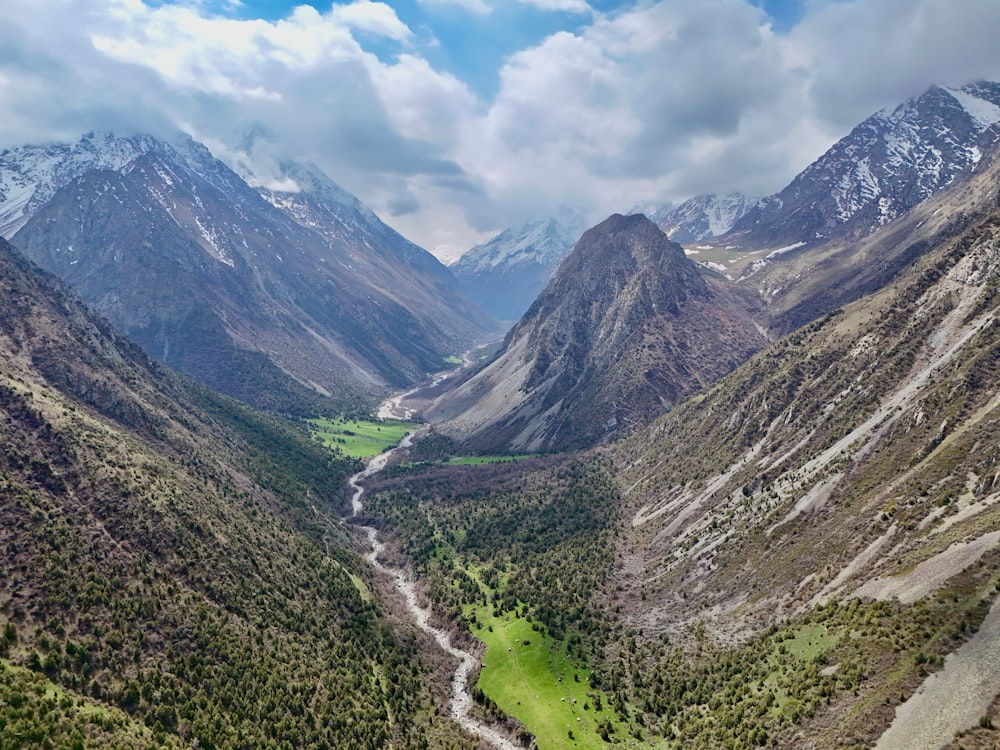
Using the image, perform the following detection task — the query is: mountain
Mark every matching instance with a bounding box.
[632,192,756,244]
[425,213,768,452]
[748,122,1000,334]
[0,236,468,748]
[366,134,1000,749]
[0,132,495,414]
[606,144,1000,746]
[724,81,1000,251]
[450,206,589,321]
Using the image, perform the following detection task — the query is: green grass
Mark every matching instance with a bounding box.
[443,355,463,365]
[469,607,641,749]
[309,418,412,458]
[445,455,532,466]
[783,622,839,661]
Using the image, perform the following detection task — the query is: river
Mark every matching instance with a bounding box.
[348,359,520,749]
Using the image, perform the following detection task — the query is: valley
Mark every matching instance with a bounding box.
[349,430,522,750]
[5,66,1000,750]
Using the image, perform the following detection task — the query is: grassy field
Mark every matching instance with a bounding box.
[468,605,640,749]
[308,418,412,458]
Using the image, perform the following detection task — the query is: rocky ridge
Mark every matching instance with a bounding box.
[1,132,495,413]
[725,81,1000,251]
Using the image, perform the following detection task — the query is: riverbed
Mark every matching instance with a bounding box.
[349,393,520,748]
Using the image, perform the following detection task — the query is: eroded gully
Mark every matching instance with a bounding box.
[348,381,519,749]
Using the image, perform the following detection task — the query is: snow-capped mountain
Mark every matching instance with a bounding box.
[0,132,169,238]
[1,131,495,413]
[450,206,590,321]
[727,81,1000,249]
[631,192,757,243]
[252,159,457,283]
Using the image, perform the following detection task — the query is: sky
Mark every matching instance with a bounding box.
[1,1,1000,261]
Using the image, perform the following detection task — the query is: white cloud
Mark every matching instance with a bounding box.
[330,0,413,42]
[788,0,1000,129]
[1,0,1000,257]
[366,53,479,144]
[452,0,793,222]
[516,0,592,13]
[418,0,492,15]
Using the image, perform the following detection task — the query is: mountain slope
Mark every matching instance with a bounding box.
[741,123,1000,334]
[632,192,756,244]
[450,207,588,321]
[725,81,1000,251]
[376,138,1000,749]
[426,214,768,452]
[0,236,475,747]
[608,157,1000,746]
[1,132,494,414]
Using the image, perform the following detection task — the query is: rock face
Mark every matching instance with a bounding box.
[0,132,495,413]
[632,192,756,244]
[450,207,589,321]
[426,214,768,452]
[725,81,1000,250]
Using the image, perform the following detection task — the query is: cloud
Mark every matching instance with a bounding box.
[329,0,413,42]
[418,0,492,15]
[516,0,592,12]
[788,0,1000,130]
[2,0,1000,257]
[455,0,793,221]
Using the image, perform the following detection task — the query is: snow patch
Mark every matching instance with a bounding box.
[944,86,1000,130]
[764,242,806,259]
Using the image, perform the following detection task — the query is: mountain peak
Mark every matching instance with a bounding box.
[726,79,1000,250]
[4,129,495,413]
[630,192,756,243]
[0,131,164,238]
[450,205,590,320]
[427,213,767,451]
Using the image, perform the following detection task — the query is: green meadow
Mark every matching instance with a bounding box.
[308,418,412,458]
[466,604,639,749]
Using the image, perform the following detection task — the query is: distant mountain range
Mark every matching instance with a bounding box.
[630,192,757,244]
[0,132,496,414]
[430,81,1000,452]
[449,195,759,324]
[449,206,589,321]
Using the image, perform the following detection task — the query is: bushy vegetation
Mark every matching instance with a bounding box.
[0,241,470,749]
[0,658,184,750]
[366,456,618,645]
[365,455,636,746]
[0,377,454,749]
